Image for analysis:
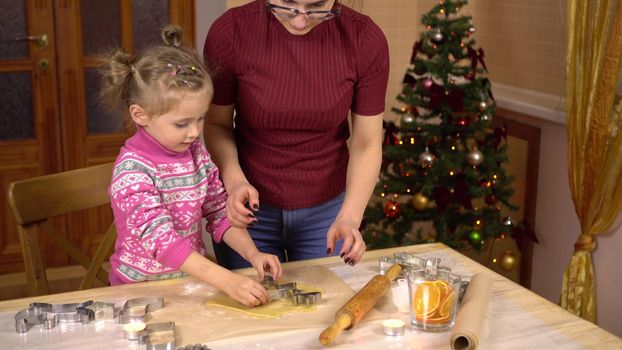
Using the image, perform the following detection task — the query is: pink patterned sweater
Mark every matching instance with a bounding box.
[108,127,231,285]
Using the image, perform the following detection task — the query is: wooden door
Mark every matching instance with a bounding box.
[0,0,61,273]
[1,0,196,275]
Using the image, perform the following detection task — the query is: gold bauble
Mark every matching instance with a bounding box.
[412,193,429,210]
[499,251,517,271]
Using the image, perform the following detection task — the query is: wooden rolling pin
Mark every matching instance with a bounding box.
[319,263,403,346]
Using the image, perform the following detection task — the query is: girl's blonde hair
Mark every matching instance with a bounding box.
[99,25,212,125]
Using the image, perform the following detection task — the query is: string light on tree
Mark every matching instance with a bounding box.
[419,147,435,168]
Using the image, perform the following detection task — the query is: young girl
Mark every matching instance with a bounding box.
[100,25,281,307]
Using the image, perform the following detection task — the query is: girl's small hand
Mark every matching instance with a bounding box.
[223,272,270,307]
[248,252,282,281]
[227,181,260,228]
[326,219,366,266]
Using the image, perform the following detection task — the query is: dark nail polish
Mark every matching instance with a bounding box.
[344,257,351,264]
[248,220,258,227]
[326,248,332,255]
[340,252,346,258]
[253,204,259,210]
[248,213,255,218]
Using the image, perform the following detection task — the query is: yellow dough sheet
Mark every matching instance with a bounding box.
[206,281,321,318]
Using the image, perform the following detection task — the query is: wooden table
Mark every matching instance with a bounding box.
[1,243,620,349]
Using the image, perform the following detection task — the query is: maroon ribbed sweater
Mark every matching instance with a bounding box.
[204,1,389,209]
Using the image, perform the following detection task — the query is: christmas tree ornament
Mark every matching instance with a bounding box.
[418,147,435,168]
[384,200,401,218]
[469,230,481,244]
[401,114,415,125]
[430,30,444,43]
[469,26,476,34]
[499,251,517,271]
[478,101,488,111]
[421,78,434,90]
[412,193,430,210]
[502,216,514,227]
[467,149,484,166]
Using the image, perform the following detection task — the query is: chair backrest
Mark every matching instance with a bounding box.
[7,163,117,296]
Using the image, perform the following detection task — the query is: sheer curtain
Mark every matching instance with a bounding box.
[563,0,622,322]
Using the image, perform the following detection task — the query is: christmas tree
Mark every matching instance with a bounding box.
[364,0,531,251]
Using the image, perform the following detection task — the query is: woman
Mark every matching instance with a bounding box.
[203,0,389,268]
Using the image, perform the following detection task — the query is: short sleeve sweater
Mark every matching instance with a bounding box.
[108,127,231,285]
[204,1,389,209]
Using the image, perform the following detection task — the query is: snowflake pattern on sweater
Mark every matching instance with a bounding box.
[108,127,230,284]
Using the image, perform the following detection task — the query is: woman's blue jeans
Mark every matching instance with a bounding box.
[212,192,345,269]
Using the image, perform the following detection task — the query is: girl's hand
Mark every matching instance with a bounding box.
[247,251,283,281]
[226,181,260,228]
[222,272,271,307]
[326,218,366,266]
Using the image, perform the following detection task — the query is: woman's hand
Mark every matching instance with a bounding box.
[326,218,366,266]
[221,272,271,307]
[247,251,283,281]
[226,181,260,228]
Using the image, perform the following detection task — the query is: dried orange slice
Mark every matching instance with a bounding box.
[412,282,441,318]
[422,315,450,324]
[439,289,457,317]
[432,280,450,300]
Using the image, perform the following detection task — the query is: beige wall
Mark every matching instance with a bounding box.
[197,0,622,338]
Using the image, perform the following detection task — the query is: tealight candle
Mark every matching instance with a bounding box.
[383,319,405,336]
[123,321,146,340]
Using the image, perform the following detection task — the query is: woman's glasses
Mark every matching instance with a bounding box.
[266,1,341,21]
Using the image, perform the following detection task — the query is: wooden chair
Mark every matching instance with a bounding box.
[7,163,117,296]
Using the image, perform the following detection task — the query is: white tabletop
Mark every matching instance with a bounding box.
[1,243,620,350]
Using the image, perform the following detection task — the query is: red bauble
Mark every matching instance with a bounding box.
[384,200,401,218]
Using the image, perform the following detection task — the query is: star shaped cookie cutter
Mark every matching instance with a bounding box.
[260,276,322,305]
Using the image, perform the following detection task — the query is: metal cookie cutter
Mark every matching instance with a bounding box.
[82,301,116,322]
[138,321,176,350]
[14,300,114,333]
[260,276,321,305]
[260,276,296,300]
[379,252,451,276]
[119,297,164,324]
[290,290,322,306]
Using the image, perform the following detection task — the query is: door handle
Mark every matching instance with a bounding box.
[14,34,49,49]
